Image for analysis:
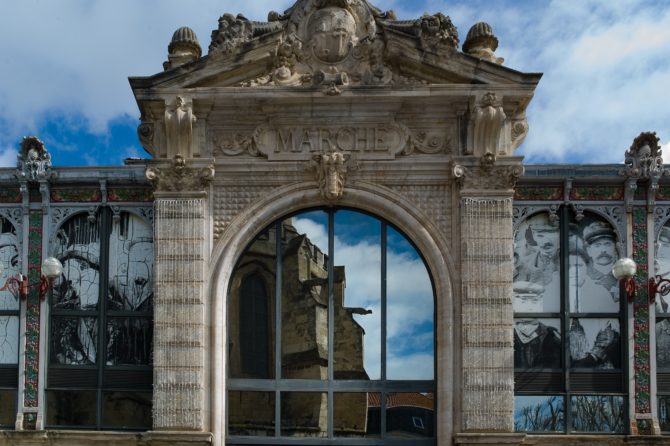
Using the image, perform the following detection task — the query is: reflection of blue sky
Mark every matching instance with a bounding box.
[0,316,19,364]
[293,210,434,381]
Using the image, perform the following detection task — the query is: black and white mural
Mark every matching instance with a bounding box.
[0,217,20,365]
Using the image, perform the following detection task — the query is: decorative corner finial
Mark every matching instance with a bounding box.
[620,131,666,180]
[463,22,503,65]
[15,136,56,182]
[164,27,202,71]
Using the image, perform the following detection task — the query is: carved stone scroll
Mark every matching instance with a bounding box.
[165,97,197,159]
[467,93,507,157]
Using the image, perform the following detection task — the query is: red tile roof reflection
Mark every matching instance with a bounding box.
[367,392,434,410]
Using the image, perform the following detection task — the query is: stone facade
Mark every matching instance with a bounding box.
[2,0,669,445]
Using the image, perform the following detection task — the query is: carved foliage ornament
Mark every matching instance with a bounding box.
[145,155,215,192]
[308,152,353,201]
[453,156,524,191]
[620,131,668,180]
[15,136,56,183]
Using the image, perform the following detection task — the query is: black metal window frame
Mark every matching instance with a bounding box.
[46,207,152,430]
[227,207,437,445]
[513,205,629,434]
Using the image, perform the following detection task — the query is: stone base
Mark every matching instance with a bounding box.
[0,431,213,446]
[455,433,527,445]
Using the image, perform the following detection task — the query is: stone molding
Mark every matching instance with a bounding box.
[0,430,213,446]
[145,156,215,193]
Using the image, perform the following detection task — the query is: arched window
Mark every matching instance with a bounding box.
[227,209,436,444]
[47,209,153,429]
[513,209,626,433]
[0,217,20,428]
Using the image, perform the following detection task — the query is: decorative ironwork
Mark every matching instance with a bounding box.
[570,186,624,201]
[24,211,42,416]
[108,188,154,203]
[50,188,101,203]
[514,186,563,201]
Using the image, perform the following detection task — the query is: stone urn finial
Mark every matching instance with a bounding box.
[463,22,503,65]
[164,26,202,71]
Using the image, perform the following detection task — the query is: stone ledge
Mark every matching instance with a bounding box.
[455,433,527,445]
[0,430,212,446]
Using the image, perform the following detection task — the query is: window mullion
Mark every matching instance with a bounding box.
[274,220,282,438]
[97,208,112,429]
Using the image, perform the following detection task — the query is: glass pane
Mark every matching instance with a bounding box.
[514,395,564,432]
[280,392,327,437]
[334,392,380,438]
[52,214,101,309]
[570,395,625,432]
[0,316,19,364]
[102,391,151,429]
[50,316,98,365]
[569,318,621,369]
[513,213,560,313]
[282,211,329,380]
[228,391,275,436]
[0,218,20,311]
[387,227,434,380]
[656,223,670,313]
[334,211,380,380]
[385,392,434,438]
[106,318,152,366]
[0,389,17,426]
[46,390,97,427]
[107,213,153,311]
[659,395,670,432]
[657,318,670,369]
[514,318,561,369]
[569,216,619,313]
[228,226,275,379]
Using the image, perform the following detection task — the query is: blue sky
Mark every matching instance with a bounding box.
[0,0,668,167]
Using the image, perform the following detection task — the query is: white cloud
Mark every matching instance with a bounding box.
[0,148,17,168]
[293,214,434,380]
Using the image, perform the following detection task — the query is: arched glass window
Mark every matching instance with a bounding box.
[0,217,20,428]
[513,209,626,433]
[47,209,153,429]
[227,209,436,444]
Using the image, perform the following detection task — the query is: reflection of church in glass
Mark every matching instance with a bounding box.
[228,219,433,437]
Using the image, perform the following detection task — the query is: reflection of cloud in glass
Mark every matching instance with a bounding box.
[293,215,434,380]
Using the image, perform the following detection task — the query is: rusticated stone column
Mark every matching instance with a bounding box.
[454,157,523,432]
[146,156,214,430]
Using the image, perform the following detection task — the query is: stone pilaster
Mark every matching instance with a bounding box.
[454,158,522,431]
[147,157,214,430]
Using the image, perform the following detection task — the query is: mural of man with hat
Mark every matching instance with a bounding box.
[583,220,619,306]
[569,233,617,313]
[513,213,560,312]
[656,224,670,313]
[0,225,20,310]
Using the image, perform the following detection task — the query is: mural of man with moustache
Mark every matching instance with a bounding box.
[583,221,619,305]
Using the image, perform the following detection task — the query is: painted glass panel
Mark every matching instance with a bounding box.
[0,316,19,364]
[513,213,560,313]
[385,392,434,438]
[657,221,670,313]
[107,213,153,312]
[514,318,561,369]
[569,216,619,313]
[334,211,381,380]
[659,395,670,432]
[102,391,152,429]
[46,390,96,427]
[280,392,327,437]
[0,389,17,426]
[657,318,670,369]
[514,395,565,432]
[50,316,98,365]
[282,211,329,380]
[52,214,100,310]
[228,391,275,436]
[386,226,434,380]
[0,217,20,311]
[569,318,621,369]
[106,318,152,366]
[570,395,625,433]
[334,392,380,437]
